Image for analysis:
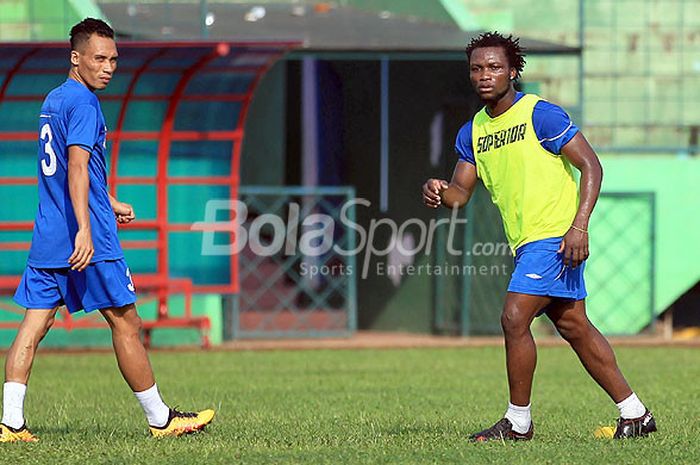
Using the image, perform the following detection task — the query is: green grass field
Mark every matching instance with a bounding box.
[1,345,698,464]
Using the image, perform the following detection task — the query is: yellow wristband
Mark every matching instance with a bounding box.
[570,225,588,234]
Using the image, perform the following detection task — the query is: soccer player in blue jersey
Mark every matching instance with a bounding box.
[0,18,214,442]
[422,32,656,441]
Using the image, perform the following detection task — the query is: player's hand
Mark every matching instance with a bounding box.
[112,200,135,224]
[69,228,94,272]
[557,227,589,269]
[422,179,449,208]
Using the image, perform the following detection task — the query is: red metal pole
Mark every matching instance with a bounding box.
[109,48,168,198]
[154,43,230,317]
[0,48,38,102]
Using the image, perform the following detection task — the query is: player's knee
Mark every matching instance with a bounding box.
[119,313,143,338]
[500,305,529,335]
[41,314,56,337]
[555,317,588,343]
[23,313,56,343]
[104,305,141,334]
[109,313,142,339]
[130,314,143,334]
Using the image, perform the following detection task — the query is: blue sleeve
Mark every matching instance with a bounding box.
[66,104,99,153]
[532,101,579,155]
[454,121,475,165]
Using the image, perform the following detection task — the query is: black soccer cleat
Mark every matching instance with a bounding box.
[613,409,657,439]
[469,418,534,442]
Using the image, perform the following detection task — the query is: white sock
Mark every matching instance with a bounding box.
[504,402,531,434]
[616,392,646,419]
[2,382,27,429]
[133,384,170,427]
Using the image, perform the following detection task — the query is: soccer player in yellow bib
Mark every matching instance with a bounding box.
[422,32,656,441]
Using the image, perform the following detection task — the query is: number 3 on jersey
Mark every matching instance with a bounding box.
[40,123,57,176]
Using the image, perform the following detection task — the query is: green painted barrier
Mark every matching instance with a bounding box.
[586,193,655,334]
[0,294,222,348]
[598,156,700,317]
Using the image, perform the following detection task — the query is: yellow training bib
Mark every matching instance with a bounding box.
[471,94,578,251]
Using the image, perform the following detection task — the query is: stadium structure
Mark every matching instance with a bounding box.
[0,0,698,347]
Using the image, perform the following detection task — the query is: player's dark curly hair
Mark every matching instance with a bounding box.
[70,18,114,51]
[465,32,526,79]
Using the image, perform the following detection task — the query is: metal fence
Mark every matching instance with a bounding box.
[225,186,357,339]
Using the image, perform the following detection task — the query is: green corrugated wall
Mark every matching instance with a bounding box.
[0,0,106,41]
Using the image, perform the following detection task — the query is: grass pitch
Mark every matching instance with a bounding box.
[1,345,697,464]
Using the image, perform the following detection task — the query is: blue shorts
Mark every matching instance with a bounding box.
[13,259,137,313]
[507,237,587,303]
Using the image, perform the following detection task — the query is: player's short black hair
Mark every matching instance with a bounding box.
[70,18,114,51]
[465,32,526,79]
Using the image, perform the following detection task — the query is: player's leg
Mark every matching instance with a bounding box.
[501,292,553,406]
[2,266,63,442]
[1,307,57,443]
[546,299,630,400]
[100,302,214,437]
[546,299,656,438]
[470,292,551,442]
[100,304,154,391]
[5,308,58,385]
[68,258,214,436]
[67,259,214,436]
[66,259,153,391]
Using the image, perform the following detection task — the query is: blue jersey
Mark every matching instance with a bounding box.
[27,78,123,268]
[455,92,580,165]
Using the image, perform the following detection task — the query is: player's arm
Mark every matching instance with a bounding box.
[422,161,478,209]
[107,192,135,224]
[558,132,603,268]
[67,145,94,271]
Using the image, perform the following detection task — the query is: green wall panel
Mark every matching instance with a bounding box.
[597,155,700,316]
[0,294,223,348]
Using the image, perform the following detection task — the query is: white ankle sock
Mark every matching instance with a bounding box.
[616,392,646,419]
[504,402,531,434]
[2,382,27,429]
[133,384,170,427]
